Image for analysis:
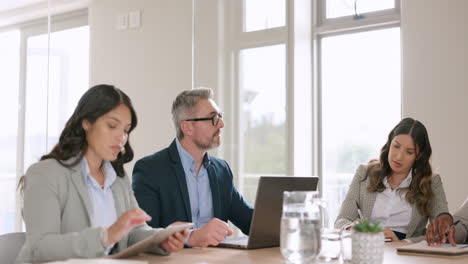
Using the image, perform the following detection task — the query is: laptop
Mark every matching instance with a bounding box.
[218,176,319,249]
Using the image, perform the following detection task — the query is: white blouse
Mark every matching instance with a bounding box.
[369,171,413,234]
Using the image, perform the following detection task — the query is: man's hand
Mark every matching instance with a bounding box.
[426,213,455,247]
[159,229,189,253]
[188,218,233,247]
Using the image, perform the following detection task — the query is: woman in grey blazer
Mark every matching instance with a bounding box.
[335,118,450,242]
[17,85,187,263]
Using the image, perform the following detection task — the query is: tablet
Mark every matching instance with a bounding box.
[110,223,194,259]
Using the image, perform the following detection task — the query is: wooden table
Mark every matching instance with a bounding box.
[130,242,468,264]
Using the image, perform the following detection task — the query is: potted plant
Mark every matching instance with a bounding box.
[351,220,384,264]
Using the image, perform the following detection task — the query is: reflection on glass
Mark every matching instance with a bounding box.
[244,0,285,32]
[24,26,89,171]
[320,28,401,227]
[326,0,394,19]
[0,30,20,235]
[239,44,287,204]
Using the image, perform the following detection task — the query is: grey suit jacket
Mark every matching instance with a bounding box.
[453,197,468,243]
[16,157,168,263]
[334,164,449,242]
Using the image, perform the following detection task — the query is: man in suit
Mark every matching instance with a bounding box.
[132,87,253,248]
[426,197,468,246]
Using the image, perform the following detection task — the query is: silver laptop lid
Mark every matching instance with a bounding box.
[246,176,319,249]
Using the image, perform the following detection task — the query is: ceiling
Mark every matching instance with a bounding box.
[0,0,45,12]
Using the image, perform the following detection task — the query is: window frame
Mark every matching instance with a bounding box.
[313,0,401,198]
[317,0,400,28]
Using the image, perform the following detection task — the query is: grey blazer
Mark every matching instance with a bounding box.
[334,164,449,242]
[16,157,168,263]
[453,197,468,243]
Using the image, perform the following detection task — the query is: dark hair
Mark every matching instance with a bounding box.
[19,84,137,191]
[366,117,433,216]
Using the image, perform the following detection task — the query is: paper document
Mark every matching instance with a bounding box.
[109,223,193,259]
[397,240,468,257]
[408,240,468,249]
[48,259,147,264]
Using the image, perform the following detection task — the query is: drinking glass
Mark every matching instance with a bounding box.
[340,229,353,263]
[319,228,342,261]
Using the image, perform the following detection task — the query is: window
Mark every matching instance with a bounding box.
[229,1,289,206]
[239,44,287,203]
[200,0,400,230]
[320,28,401,227]
[0,11,89,235]
[316,0,401,227]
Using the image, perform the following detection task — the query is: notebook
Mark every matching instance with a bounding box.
[218,176,319,249]
[397,240,468,257]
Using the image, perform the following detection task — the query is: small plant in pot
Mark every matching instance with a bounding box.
[352,220,384,264]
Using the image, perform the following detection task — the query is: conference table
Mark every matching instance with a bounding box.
[126,242,468,264]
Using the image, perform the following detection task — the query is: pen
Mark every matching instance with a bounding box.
[446,220,461,233]
[356,201,364,220]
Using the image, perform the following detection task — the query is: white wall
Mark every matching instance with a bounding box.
[89,0,193,171]
[401,0,468,211]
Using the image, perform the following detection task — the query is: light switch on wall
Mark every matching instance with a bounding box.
[129,10,141,28]
[116,13,128,30]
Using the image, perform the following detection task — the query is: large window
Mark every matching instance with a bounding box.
[228,0,289,206]
[0,11,89,234]
[320,28,401,227]
[222,0,401,228]
[239,44,287,203]
[317,0,401,227]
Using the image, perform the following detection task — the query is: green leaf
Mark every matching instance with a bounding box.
[353,220,383,233]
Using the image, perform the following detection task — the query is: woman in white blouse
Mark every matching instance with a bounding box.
[335,117,449,242]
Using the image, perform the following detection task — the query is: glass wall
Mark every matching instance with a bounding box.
[0,9,89,234]
[0,30,20,234]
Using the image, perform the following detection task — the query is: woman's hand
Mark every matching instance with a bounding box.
[107,208,152,245]
[159,229,189,252]
[383,228,400,242]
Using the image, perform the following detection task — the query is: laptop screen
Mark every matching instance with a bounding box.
[247,176,319,249]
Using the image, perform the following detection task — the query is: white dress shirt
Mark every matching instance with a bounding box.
[80,158,118,253]
[369,171,413,234]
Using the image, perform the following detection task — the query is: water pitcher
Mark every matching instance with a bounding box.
[280,191,327,263]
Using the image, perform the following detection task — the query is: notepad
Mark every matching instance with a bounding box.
[397,240,468,257]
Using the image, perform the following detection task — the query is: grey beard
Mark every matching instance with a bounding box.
[194,137,219,151]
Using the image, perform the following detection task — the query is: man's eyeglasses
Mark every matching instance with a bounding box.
[185,113,223,126]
